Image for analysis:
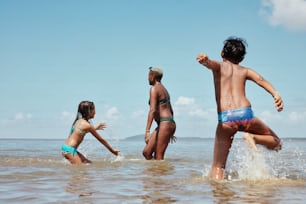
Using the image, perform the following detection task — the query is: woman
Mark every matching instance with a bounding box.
[143,67,176,160]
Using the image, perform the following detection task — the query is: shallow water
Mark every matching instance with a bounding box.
[0,137,305,203]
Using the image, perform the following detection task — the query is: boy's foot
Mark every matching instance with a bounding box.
[273,139,282,151]
[243,133,258,151]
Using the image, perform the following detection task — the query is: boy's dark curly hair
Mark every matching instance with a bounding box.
[222,37,248,64]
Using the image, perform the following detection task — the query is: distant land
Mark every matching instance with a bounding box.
[122,135,304,141]
[123,134,212,141]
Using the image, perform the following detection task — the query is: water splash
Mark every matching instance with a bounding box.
[226,139,306,181]
[113,153,125,162]
[235,151,272,180]
[226,140,275,181]
[266,143,306,180]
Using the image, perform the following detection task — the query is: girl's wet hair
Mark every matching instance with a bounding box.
[222,37,247,63]
[73,101,95,125]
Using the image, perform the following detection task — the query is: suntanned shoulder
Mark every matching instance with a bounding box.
[150,86,158,96]
[78,119,92,130]
[245,67,264,82]
[236,64,249,74]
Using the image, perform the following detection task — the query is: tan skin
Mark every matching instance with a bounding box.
[197,52,284,180]
[62,107,120,164]
[143,71,176,160]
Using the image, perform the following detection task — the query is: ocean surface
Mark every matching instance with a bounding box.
[0,136,305,204]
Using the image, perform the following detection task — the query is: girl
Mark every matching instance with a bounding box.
[61,101,120,164]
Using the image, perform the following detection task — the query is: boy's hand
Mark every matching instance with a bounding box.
[273,92,283,112]
[196,53,208,64]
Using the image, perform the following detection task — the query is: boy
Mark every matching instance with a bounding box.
[196,37,284,180]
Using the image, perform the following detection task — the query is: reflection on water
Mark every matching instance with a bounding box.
[65,166,96,200]
[210,179,279,204]
[210,180,236,204]
[0,138,305,203]
[142,161,177,203]
[143,161,174,176]
[210,178,306,204]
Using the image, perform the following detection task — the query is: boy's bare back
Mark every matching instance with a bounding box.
[197,53,283,113]
[213,60,251,112]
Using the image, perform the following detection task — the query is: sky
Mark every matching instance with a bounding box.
[1,0,306,139]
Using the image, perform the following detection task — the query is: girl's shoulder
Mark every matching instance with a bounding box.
[76,119,92,129]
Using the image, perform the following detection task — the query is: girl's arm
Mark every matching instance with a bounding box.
[89,126,120,155]
[247,68,284,112]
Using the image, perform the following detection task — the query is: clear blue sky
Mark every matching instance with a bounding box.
[1,0,306,139]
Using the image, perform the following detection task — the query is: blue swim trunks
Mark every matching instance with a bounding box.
[61,144,77,156]
[218,107,254,131]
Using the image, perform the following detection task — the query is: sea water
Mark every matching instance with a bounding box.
[0,137,305,203]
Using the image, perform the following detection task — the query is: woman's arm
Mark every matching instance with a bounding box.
[145,87,158,143]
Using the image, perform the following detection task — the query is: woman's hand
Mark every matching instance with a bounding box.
[169,135,177,144]
[144,132,150,144]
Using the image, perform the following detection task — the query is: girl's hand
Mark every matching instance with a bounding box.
[95,122,107,130]
[112,149,120,156]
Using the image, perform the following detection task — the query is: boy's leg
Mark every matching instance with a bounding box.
[243,133,258,151]
[244,117,281,150]
[211,123,236,180]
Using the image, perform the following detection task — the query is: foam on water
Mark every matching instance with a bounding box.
[229,149,272,181]
[203,139,306,182]
[113,153,125,162]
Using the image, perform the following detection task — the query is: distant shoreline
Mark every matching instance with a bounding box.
[0,136,304,140]
[123,134,210,141]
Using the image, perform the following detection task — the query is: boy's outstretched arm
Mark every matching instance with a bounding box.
[247,68,284,112]
[196,53,221,71]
